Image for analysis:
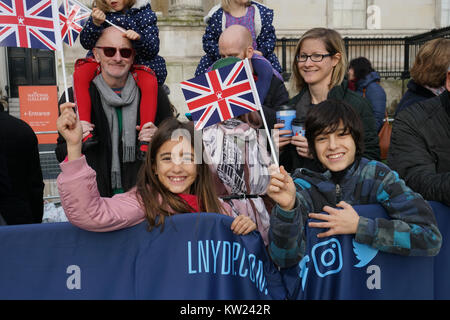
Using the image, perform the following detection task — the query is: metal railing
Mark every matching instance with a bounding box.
[275,26,450,81]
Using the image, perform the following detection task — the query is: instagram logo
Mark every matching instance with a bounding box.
[311,238,343,278]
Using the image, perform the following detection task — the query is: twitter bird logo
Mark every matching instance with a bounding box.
[352,239,379,268]
[298,255,310,290]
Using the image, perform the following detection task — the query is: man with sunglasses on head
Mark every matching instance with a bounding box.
[56,27,173,197]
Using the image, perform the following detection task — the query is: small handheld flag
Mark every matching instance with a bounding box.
[58,0,90,46]
[0,0,62,50]
[181,58,279,167]
[181,59,259,131]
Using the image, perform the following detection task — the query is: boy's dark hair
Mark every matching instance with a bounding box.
[349,57,374,81]
[305,99,364,161]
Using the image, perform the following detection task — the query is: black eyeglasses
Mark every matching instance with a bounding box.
[95,46,134,58]
[296,53,334,63]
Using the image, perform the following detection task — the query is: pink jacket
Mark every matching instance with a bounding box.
[57,156,146,232]
[57,156,233,232]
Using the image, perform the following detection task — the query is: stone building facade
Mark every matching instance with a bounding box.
[0,0,449,201]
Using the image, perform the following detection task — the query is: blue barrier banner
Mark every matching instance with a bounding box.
[431,201,450,300]
[0,213,286,300]
[281,203,450,300]
[0,202,449,299]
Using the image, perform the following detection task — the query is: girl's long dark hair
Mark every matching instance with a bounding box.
[136,118,223,230]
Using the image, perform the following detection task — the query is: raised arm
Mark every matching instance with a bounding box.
[266,166,308,268]
[56,102,146,232]
[56,102,83,161]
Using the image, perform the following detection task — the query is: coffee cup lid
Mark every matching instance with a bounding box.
[292,118,305,125]
[277,105,295,111]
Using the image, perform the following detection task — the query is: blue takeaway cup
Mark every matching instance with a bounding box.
[276,106,296,137]
[291,118,306,137]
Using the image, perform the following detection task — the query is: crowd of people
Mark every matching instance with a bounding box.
[1,0,449,275]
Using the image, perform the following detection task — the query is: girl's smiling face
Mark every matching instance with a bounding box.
[154,137,197,195]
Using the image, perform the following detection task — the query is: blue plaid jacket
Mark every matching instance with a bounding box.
[269,158,442,268]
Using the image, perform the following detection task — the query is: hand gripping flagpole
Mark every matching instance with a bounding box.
[243,58,279,168]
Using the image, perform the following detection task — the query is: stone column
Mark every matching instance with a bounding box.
[158,0,206,119]
[168,0,203,18]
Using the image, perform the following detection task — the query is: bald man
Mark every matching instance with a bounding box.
[217,25,289,129]
[218,24,254,61]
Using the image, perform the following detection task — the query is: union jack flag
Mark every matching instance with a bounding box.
[181,59,260,130]
[58,0,90,46]
[0,0,62,50]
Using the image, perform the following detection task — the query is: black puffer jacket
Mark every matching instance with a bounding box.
[388,90,450,206]
[0,112,44,224]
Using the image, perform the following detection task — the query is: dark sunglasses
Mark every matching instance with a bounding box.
[95,46,134,58]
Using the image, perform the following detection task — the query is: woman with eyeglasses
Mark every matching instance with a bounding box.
[274,28,380,173]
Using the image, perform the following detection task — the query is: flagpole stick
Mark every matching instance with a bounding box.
[59,45,70,103]
[56,0,69,104]
[105,19,126,33]
[45,0,67,105]
[243,58,279,168]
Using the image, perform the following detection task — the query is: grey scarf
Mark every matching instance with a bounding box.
[92,73,139,189]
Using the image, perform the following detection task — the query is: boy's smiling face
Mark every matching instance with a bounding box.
[314,121,356,172]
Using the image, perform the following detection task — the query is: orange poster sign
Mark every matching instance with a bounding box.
[19,86,59,144]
